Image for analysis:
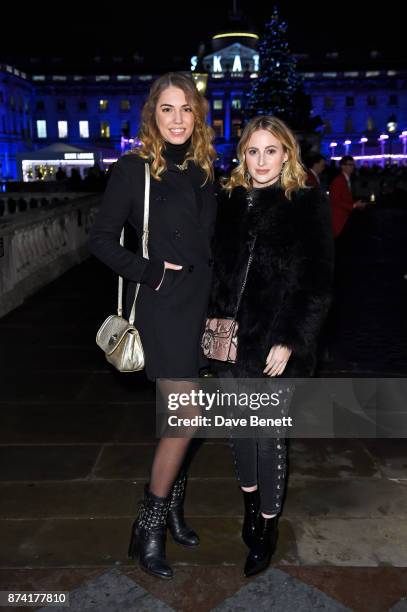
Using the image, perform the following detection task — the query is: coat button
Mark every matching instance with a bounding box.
[173,230,181,239]
[188,264,194,272]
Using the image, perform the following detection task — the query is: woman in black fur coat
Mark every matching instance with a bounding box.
[207,116,334,576]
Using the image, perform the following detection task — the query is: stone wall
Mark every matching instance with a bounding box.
[0,194,100,318]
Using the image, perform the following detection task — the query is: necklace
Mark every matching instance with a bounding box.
[174,159,189,171]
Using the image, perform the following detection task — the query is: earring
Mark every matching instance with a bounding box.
[280,161,287,177]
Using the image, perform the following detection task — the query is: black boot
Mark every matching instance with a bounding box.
[241,488,260,548]
[167,472,199,547]
[244,514,279,578]
[128,484,173,579]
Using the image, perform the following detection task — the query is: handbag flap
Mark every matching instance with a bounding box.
[96,314,137,355]
[205,318,237,339]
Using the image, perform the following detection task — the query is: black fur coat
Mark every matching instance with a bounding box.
[207,183,335,376]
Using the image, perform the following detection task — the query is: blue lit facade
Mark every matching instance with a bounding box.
[0,63,34,180]
[1,34,407,180]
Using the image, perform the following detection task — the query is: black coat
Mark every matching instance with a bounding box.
[207,183,335,377]
[88,153,217,380]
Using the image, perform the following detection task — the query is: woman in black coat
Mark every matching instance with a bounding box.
[207,116,334,577]
[88,73,217,579]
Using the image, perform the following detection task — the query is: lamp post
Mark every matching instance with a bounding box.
[360,137,368,156]
[387,117,398,159]
[400,130,407,156]
[344,139,351,155]
[192,54,209,96]
[378,134,388,157]
[330,142,337,158]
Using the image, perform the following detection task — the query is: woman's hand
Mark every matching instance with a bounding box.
[155,261,183,290]
[164,261,183,271]
[263,344,292,376]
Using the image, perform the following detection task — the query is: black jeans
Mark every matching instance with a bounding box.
[228,435,287,515]
[215,363,289,515]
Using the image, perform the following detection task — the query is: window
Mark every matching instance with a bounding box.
[389,94,398,106]
[367,95,376,107]
[58,120,68,138]
[213,99,223,110]
[345,96,354,107]
[367,117,375,131]
[9,95,15,110]
[120,99,131,111]
[324,96,333,109]
[79,120,89,138]
[78,100,87,111]
[56,99,66,111]
[36,100,45,111]
[231,119,242,138]
[213,119,224,138]
[121,120,131,137]
[231,98,242,110]
[100,121,110,138]
[36,119,47,138]
[323,120,332,134]
[344,118,353,133]
[99,99,109,111]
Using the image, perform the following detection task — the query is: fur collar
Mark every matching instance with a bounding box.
[218,184,301,236]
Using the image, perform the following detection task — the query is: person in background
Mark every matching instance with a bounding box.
[329,155,367,238]
[306,153,326,187]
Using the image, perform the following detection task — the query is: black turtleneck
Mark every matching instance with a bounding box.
[163,136,205,217]
[163,137,192,165]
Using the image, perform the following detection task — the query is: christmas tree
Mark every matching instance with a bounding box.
[246,6,298,122]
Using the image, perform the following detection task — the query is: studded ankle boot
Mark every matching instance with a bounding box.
[241,488,260,548]
[167,472,199,547]
[244,513,279,578]
[128,484,173,579]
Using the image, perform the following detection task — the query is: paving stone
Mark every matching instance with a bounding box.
[294,517,407,566]
[0,445,101,481]
[284,477,407,518]
[36,568,174,612]
[213,567,351,611]
[288,438,380,480]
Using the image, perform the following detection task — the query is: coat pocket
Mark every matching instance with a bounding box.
[156,267,186,296]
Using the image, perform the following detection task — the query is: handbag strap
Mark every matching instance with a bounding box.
[233,234,257,318]
[117,163,150,324]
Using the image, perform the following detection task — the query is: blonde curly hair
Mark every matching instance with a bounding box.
[223,116,307,199]
[130,72,216,184]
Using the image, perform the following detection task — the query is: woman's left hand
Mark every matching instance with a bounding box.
[263,345,292,376]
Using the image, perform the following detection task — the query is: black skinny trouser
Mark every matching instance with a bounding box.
[216,364,289,515]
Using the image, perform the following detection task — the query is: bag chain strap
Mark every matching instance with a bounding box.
[233,234,257,318]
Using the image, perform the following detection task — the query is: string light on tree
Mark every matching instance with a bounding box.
[246,6,298,121]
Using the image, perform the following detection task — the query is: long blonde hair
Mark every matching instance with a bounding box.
[131,72,216,184]
[223,116,307,199]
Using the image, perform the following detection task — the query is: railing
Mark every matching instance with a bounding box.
[0,193,92,217]
[0,194,100,318]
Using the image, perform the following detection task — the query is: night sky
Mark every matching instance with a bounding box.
[1,1,404,70]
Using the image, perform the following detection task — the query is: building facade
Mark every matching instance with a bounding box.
[1,32,406,180]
